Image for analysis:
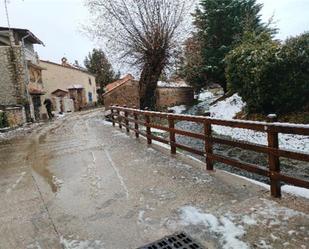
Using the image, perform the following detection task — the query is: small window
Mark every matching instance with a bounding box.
[88,78,92,85]
[88,92,93,102]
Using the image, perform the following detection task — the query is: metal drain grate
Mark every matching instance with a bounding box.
[137,232,204,249]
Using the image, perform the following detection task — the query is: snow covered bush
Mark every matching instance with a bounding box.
[225,32,309,114]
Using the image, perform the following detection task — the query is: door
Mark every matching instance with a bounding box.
[32,95,41,121]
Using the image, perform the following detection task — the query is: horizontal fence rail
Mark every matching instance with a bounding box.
[110,105,309,198]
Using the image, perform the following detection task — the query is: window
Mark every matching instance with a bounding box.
[88,92,93,102]
[88,78,92,85]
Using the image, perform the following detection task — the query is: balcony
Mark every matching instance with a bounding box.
[24,48,39,64]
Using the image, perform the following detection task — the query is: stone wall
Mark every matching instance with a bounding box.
[156,87,194,108]
[104,80,140,109]
[104,83,194,109]
[0,46,27,105]
[5,106,26,127]
[11,46,27,105]
[0,47,16,105]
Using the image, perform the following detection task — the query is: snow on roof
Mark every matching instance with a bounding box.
[157,81,191,88]
[67,84,84,89]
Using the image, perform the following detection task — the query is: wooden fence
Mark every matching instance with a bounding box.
[110,105,309,198]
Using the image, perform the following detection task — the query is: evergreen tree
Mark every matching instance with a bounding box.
[84,49,119,103]
[226,31,309,114]
[179,34,205,91]
[193,0,275,93]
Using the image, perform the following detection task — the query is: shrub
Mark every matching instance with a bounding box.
[225,32,309,114]
[0,111,9,128]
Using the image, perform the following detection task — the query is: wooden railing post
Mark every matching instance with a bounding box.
[204,119,214,171]
[133,106,139,138]
[111,107,115,127]
[168,115,176,154]
[267,114,281,198]
[116,104,122,129]
[124,105,129,132]
[145,109,152,144]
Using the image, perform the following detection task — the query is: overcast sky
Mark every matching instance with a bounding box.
[0,0,308,73]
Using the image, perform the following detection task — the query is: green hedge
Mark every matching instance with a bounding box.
[225,32,309,114]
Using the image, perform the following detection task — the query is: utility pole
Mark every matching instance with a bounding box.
[4,0,11,29]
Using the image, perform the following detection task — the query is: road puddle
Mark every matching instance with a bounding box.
[28,133,59,193]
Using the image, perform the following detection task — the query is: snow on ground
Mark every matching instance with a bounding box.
[281,185,309,199]
[252,198,308,222]
[198,90,214,101]
[176,199,308,249]
[60,236,104,249]
[168,105,187,114]
[180,206,249,249]
[93,118,113,126]
[225,171,309,199]
[209,93,309,153]
[52,176,64,189]
[167,89,217,115]
[210,93,244,120]
[54,112,66,119]
[6,172,26,194]
[0,122,42,141]
[26,241,43,249]
[145,127,167,133]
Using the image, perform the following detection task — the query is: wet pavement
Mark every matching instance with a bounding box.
[0,109,308,249]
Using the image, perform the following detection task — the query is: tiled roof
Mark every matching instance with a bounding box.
[28,87,45,95]
[40,60,95,76]
[104,74,134,94]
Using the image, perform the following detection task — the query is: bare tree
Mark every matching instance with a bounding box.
[86,0,194,109]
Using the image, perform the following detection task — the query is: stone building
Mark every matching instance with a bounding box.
[156,81,194,108]
[0,27,45,126]
[40,58,97,116]
[103,75,194,109]
[103,74,140,108]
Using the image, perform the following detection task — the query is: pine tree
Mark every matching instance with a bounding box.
[84,49,119,103]
[193,0,275,93]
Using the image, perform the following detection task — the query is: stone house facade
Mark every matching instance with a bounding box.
[103,75,194,109]
[103,74,140,108]
[0,27,45,126]
[40,59,97,116]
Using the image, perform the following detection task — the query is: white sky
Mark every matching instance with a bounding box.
[0,0,308,73]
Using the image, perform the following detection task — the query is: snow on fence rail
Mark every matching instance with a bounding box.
[110,105,309,198]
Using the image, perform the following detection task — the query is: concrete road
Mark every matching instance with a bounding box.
[0,109,308,249]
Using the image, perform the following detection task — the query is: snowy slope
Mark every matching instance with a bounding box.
[209,93,309,153]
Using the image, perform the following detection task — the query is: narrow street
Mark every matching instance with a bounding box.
[0,109,308,249]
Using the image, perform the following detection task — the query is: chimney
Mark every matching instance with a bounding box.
[61,57,68,66]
